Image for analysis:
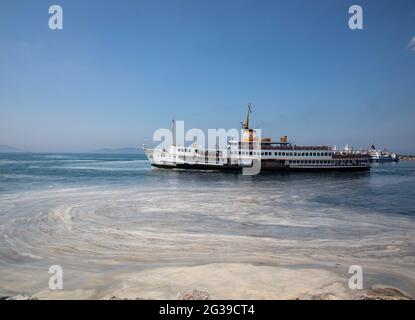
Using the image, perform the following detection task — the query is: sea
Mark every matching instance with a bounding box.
[0,153,414,299]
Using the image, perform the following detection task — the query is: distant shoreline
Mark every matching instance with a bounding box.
[0,149,145,155]
[398,156,415,161]
[1,151,414,158]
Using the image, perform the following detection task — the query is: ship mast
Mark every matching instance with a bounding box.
[172,117,176,146]
[241,103,252,130]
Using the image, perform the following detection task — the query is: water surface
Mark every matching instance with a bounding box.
[0,153,414,298]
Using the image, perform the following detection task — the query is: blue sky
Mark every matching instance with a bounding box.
[0,0,414,153]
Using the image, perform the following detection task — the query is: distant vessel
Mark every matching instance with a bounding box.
[367,145,399,163]
[143,105,371,172]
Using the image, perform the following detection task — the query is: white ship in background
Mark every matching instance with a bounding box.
[143,105,371,172]
[333,144,399,163]
[367,145,399,162]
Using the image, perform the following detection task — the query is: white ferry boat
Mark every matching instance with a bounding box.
[143,106,370,172]
[367,145,399,163]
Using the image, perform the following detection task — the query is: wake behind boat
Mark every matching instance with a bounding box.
[143,106,370,173]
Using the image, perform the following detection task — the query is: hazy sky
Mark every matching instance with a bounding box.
[1,0,414,153]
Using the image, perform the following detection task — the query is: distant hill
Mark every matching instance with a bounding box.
[93,147,144,154]
[0,145,21,153]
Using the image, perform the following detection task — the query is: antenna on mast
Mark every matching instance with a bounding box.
[240,103,252,129]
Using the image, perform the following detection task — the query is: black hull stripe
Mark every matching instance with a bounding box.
[151,163,371,172]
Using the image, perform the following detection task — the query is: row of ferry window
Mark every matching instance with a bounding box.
[178,148,333,157]
[232,151,333,156]
[288,160,360,165]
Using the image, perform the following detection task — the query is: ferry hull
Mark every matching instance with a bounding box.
[150,163,370,172]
